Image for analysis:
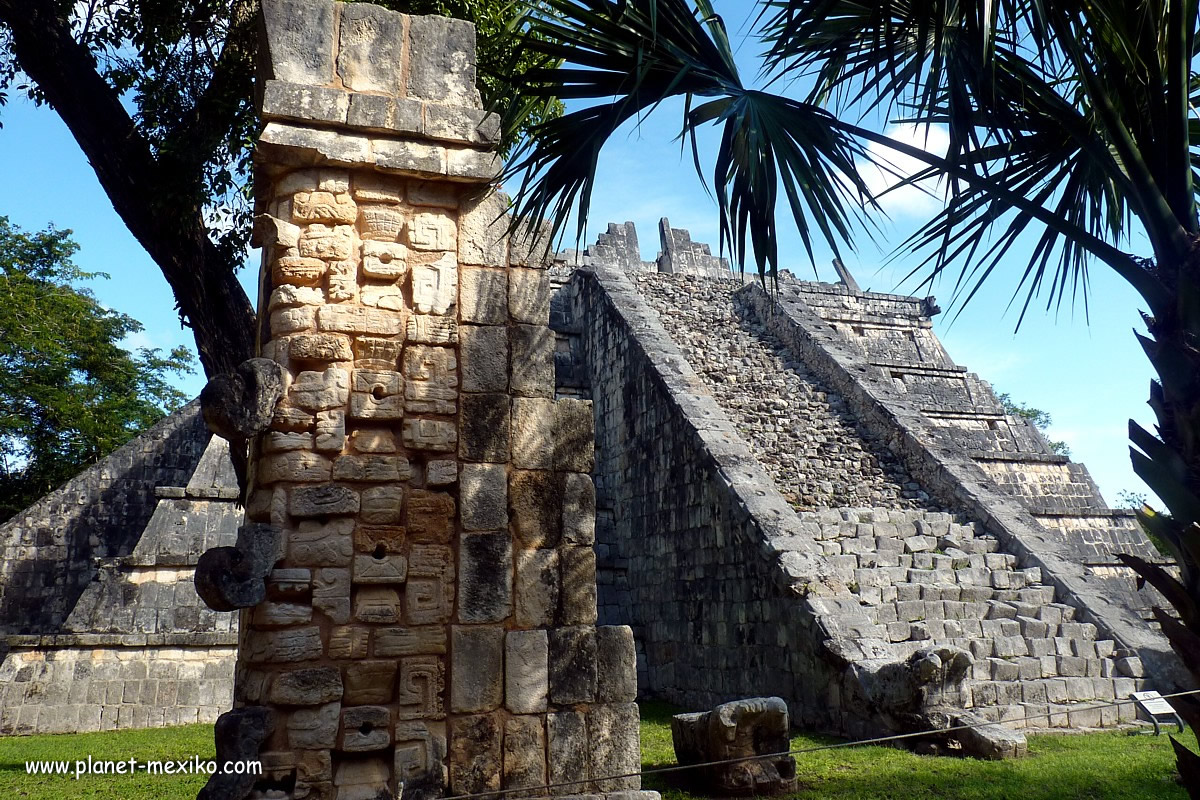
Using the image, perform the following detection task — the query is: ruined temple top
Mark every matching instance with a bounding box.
[557,219,942,319]
[255,0,500,183]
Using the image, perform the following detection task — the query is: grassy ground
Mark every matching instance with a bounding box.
[0,723,213,798]
[0,703,1191,799]
[640,700,1193,800]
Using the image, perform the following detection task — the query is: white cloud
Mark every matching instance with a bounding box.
[121,329,155,352]
[852,123,951,217]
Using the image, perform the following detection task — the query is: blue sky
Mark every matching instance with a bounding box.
[0,1,1159,505]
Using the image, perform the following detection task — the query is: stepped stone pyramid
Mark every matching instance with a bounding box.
[551,219,1184,746]
[0,402,239,734]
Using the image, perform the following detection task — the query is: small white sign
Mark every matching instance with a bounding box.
[1132,690,1176,716]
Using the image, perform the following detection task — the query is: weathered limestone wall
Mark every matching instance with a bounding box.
[565,261,851,732]
[0,402,210,633]
[0,404,240,735]
[739,279,1183,687]
[194,4,651,799]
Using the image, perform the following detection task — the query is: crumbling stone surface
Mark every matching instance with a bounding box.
[563,234,1171,748]
[632,273,935,510]
[671,697,796,796]
[187,3,656,798]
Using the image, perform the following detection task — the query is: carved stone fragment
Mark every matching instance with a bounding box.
[200,358,286,441]
[195,523,282,612]
[671,697,796,796]
[197,707,275,800]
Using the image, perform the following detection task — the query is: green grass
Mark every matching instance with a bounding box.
[0,724,213,798]
[640,700,1194,800]
[0,705,1191,799]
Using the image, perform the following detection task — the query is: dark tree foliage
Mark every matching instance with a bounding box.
[0,217,193,522]
[0,0,555,381]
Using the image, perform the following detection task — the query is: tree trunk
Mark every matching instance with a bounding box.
[0,0,257,379]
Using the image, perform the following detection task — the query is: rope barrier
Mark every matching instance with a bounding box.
[436,687,1200,800]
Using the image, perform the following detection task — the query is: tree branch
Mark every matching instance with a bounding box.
[0,0,256,379]
[160,0,259,174]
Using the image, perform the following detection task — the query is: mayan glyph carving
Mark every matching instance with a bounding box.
[191,3,650,799]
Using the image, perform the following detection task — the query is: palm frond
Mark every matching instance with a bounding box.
[503,0,878,278]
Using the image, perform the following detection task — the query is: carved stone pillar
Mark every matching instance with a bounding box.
[195,3,655,799]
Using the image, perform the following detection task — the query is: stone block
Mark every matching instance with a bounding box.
[350,369,403,420]
[561,473,596,546]
[354,586,401,624]
[505,630,549,714]
[396,655,445,720]
[253,600,313,628]
[332,454,411,482]
[461,464,508,531]
[359,203,405,241]
[260,0,335,85]
[549,627,596,704]
[406,15,479,108]
[459,266,508,324]
[407,212,457,251]
[287,701,340,750]
[290,485,359,517]
[515,548,559,628]
[333,757,389,800]
[459,532,513,623]
[460,324,508,392]
[343,661,396,705]
[510,325,554,397]
[589,703,640,791]
[427,459,458,486]
[402,418,458,452]
[318,304,403,336]
[352,173,404,204]
[352,552,408,584]
[459,191,508,266]
[287,333,353,362]
[460,393,510,462]
[560,546,598,625]
[409,181,460,208]
[510,470,562,548]
[596,627,637,702]
[353,525,405,556]
[408,316,458,345]
[375,626,447,657]
[290,367,350,411]
[395,721,448,797]
[547,711,588,792]
[289,519,353,567]
[404,345,458,417]
[263,81,349,126]
[260,451,333,484]
[407,489,456,543]
[503,715,546,791]
[312,568,352,623]
[268,667,343,706]
[407,545,455,624]
[360,485,405,524]
[448,714,501,795]
[554,398,595,472]
[340,705,392,752]
[511,397,553,470]
[354,337,402,369]
[336,3,405,94]
[314,410,346,452]
[508,268,550,324]
[451,626,503,713]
